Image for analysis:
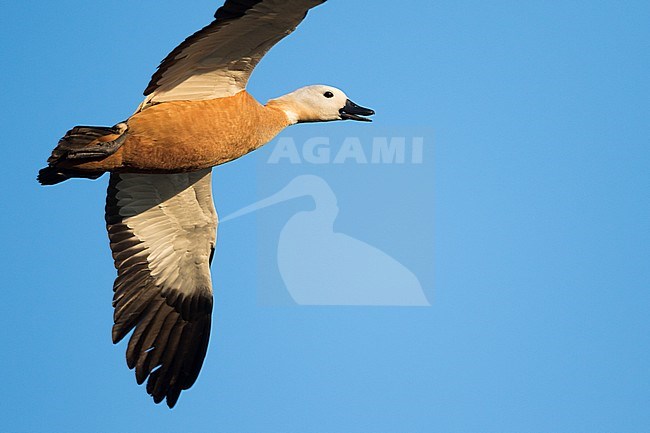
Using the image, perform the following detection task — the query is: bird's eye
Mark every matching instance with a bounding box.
[323,91,334,98]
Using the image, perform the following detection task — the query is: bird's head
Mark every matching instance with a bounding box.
[268,85,375,124]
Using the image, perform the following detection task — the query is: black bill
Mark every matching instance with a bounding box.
[339,99,375,122]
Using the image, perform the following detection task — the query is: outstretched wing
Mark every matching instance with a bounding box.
[105,169,217,408]
[141,0,326,108]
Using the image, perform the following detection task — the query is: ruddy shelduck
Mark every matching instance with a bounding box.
[38,0,374,408]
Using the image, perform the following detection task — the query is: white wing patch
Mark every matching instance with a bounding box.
[116,171,217,292]
[140,0,326,109]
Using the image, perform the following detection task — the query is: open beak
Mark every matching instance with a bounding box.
[339,99,375,122]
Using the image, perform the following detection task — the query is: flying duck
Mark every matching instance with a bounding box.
[37,0,374,408]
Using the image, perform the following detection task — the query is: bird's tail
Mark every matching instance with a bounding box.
[37,123,128,186]
[37,166,104,185]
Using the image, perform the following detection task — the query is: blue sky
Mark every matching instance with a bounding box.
[2,1,649,432]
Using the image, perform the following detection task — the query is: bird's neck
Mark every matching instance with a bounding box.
[265,98,301,125]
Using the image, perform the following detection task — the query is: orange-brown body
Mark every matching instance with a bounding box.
[61,91,290,173]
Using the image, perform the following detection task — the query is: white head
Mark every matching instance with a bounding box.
[268,85,374,124]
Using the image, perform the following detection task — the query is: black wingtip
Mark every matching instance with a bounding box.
[166,389,181,409]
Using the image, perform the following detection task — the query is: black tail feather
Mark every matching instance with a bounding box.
[37,166,103,186]
[38,122,127,186]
